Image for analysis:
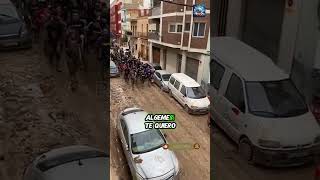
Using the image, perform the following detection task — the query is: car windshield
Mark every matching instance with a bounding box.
[36,150,108,172]
[162,74,171,81]
[245,79,308,118]
[131,129,166,154]
[0,6,19,23]
[186,87,206,99]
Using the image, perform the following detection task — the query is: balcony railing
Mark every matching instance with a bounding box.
[131,32,148,38]
[148,32,160,41]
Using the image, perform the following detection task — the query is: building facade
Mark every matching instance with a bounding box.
[212,0,320,103]
[110,0,121,38]
[148,0,211,85]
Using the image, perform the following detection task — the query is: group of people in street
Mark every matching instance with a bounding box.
[111,46,155,90]
[16,0,110,91]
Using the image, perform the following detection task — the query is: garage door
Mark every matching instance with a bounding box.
[186,57,199,81]
[152,47,160,64]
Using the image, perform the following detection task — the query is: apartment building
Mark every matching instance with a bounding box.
[212,0,320,103]
[119,0,143,38]
[110,0,121,38]
[148,0,210,84]
[130,9,150,60]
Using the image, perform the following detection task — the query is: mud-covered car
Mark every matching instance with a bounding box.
[23,146,109,180]
[0,0,32,50]
[117,107,180,179]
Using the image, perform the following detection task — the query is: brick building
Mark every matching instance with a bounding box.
[148,0,210,84]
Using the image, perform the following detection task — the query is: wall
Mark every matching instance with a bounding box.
[166,49,178,73]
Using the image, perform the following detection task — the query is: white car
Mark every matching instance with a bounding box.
[153,70,171,92]
[168,73,210,114]
[23,146,109,180]
[117,107,180,179]
[209,37,320,166]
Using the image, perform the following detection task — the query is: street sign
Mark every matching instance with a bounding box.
[193,4,206,17]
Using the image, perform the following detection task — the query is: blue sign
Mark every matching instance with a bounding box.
[193,4,206,17]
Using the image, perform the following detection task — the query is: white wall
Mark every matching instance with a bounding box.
[186,53,210,83]
[166,49,178,74]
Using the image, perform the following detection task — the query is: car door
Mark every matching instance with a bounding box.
[169,77,176,91]
[172,80,181,101]
[119,119,134,172]
[223,73,246,141]
[154,72,161,86]
[209,58,229,130]
[177,85,187,105]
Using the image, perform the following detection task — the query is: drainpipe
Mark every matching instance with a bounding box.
[180,0,187,49]
[188,0,195,50]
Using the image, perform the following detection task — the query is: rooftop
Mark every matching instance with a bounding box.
[171,73,200,87]
[212,37,289,81]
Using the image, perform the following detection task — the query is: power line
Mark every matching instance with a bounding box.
[159,0,209,10]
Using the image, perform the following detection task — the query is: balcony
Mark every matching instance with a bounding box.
[131,32,148,38]
[148,32,161,41]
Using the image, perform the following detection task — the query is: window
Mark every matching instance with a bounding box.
[169,24,176,33]
[169,24,183,33]
[121,119,129,143]
[180,85,186,96]
[225,74,245,113]
[185,23,190,31]
[155,72,161,79]
[177,24,183,32]
[193,22,206,37]
[169,77,175,85]
[245,79,308,118]
[174,81,181,90]
[210,59,225,90]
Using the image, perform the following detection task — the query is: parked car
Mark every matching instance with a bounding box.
[0,0,32,50]
[23,145,109,180]
[122,46,130,54]
[168,73,210,114]
[117,107,180,180]
[153,70,171,92]
[209,37,320,167]
[149,63,162,71]
[110,60,120,77]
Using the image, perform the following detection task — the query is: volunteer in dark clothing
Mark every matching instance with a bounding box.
[45,10,65,72]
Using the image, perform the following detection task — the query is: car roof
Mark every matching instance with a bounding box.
[36,146,105,161]
[171,73,200,87]
[212,37,289,81]
[156,70,170,75]
[43,157,108,180]
[0,0,12,5]
[123,110,149,134]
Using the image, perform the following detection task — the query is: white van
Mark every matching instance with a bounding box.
[168,73,210,114]
[209,37,320,166]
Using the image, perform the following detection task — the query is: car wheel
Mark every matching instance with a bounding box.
[239,137,254,163]
[160,85,164,91]
[184,105,191,114]
[169,90,173,97]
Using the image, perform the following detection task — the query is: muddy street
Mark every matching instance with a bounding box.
[110,75,315,180]
[110,77,211,180]
[0,46,107,180]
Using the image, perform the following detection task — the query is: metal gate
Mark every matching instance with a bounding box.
[241,0,285,61]
[186,57,199,81]
[152,47,160,64]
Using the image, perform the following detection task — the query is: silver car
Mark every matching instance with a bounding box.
[23,145,109,180]
[153,70,171,92]
[117,107,180,180]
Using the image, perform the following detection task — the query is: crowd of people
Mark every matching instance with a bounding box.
[111,46,155,90]
[17,0,110,91]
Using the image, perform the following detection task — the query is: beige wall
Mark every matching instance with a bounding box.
[137,17,149,33]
